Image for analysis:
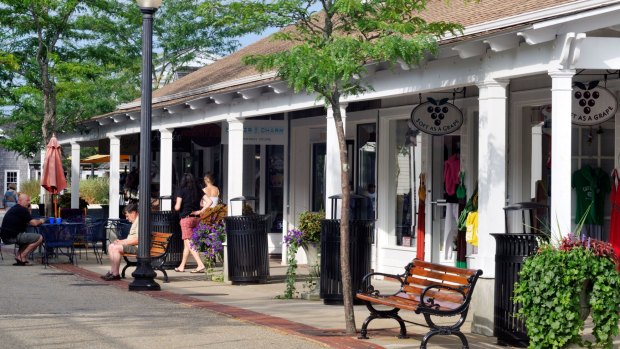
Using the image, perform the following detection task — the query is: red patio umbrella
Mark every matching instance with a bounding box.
[41,134,67,217]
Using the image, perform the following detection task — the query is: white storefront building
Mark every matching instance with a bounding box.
[58,0,620,336]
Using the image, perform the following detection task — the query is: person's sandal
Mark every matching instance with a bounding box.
[102,274,121,281]
[174,267,185,272]
[190,268,206,274]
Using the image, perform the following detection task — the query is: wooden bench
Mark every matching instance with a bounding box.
[121,232,172,283]
[356,259,483,349]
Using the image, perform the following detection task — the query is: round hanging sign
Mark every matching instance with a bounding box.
[571,81,617,126]
[410,97,463,135]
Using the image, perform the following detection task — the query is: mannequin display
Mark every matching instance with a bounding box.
[572,164,610,240]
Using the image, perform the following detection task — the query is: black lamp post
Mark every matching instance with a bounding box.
[129,0,162,291]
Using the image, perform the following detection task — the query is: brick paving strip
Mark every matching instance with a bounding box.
[55,263,383,349]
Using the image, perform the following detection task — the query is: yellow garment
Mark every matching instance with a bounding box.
[418,173,426,201]
[465,212,478,246]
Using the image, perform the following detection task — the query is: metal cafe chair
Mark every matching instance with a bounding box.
[84,219,107,264]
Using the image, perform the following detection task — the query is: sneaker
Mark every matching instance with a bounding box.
[102,274,121,281]
[100,272,112,279]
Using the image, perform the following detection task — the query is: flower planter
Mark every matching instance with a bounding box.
[303,244,320,267]
[579,279,592,321]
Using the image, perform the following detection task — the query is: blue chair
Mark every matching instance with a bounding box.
[85,220,107,264]
[39,224,79,266]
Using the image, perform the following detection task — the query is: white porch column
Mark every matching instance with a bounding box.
[109,136,121,219]
[227,118,244,215]
[476,79,509,276]
[159,128,173,211]
[325,103,347,218]
[70,142,81,208]
[549,69,575,238]
[469,79,508,337]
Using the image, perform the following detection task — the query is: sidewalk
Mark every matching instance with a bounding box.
[41,248,507,349]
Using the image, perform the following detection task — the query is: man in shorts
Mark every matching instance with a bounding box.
[101,203,139,281]
[0,194,45,265]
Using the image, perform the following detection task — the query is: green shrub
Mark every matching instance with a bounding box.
[79,177,109,204]
[20,179,40,200]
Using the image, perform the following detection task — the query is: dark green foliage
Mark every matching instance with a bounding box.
[0,0,242,157]
[514,236,620,348]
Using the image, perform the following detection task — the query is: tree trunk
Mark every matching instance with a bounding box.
[331,97,356,335]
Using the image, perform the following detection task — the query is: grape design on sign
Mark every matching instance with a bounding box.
[574,81,601,115]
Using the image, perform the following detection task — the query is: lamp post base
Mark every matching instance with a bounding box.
[128,259,161,291]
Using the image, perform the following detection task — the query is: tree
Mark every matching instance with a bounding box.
[202,0,462,334]
[0,0,141,157]
[0,0,242,158]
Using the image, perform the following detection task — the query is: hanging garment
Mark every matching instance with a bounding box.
[572,165,611,225]
[416,174,426,261]
[610,169,620,257]
[465,211,479,246]
[444,154,460,196]
[443,203,459,260]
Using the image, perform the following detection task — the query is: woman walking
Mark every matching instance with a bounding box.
[174,173,206,273]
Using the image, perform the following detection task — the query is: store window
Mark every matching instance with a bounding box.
[389,119,421,246]
[357,123,376,219]
[5,170,18,192]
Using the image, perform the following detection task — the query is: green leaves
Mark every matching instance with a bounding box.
[514,245,620,348]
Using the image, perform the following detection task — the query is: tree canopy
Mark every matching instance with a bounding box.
[202,0,463,333]
[0,0,242,158]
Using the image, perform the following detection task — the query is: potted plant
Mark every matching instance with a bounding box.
[297,210,323,266]
[190,204,227,280]
[513,233,620,348]
[280,210,323,299]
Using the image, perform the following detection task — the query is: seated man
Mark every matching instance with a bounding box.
[101,203,139,281]
[0,194,45,265]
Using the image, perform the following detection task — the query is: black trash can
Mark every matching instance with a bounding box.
[492,202,550,347]
[151,211,182,269]
[320,219,374,305]
[225,214,270,283]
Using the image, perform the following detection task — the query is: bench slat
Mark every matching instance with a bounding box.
[407,268,470,286]
[401,284,468,303]
[411,260,479,278]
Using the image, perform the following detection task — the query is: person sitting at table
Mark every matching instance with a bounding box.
[0,194,45,265]
[100,203,139,281]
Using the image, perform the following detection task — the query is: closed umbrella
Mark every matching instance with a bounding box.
[41,134,67,217]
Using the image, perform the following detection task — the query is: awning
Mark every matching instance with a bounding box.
[81,154,130,164]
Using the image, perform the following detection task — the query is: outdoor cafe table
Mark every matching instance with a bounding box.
[38,222,84,265]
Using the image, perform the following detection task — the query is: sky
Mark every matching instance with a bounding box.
[238,28,280,49]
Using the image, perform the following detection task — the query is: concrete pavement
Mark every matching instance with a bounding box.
[11,244,509,349]
[0,255,328,349]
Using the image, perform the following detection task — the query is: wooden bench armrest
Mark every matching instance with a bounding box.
[359,272,404,295]
[416,284,468,316]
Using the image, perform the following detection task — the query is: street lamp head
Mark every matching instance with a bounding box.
[136,0,162,9]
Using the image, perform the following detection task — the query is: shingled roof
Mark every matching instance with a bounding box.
[112,0,584,114]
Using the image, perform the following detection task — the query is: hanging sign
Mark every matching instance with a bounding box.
[572,81,617,126]
[410,97,463,135]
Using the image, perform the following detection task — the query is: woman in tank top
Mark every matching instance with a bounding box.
[195,173,220,214]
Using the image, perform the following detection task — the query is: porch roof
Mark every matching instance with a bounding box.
[94,0,609,122]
